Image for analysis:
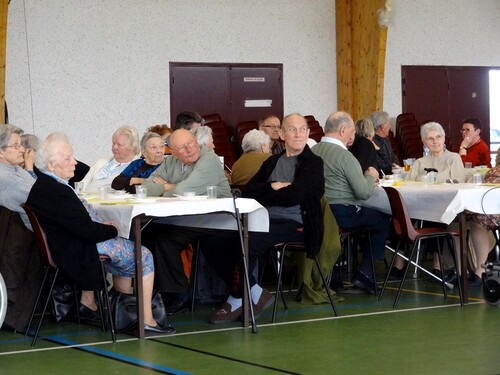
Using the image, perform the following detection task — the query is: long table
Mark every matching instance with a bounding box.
[358,182,500,302]
[90,196,269,338]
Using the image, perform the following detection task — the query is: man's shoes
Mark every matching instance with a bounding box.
[78,303,99,322]
[352,272,379,295]
[468,272,483,287]
[388,266,404,281]
[253,289,275,319]
[444,269,458,285]
[144,323,176,336]
[165,300,190,316]
[210,303,242,324]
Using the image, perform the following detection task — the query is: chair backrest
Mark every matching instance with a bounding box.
[20,204,57,269]
[382,187,419,242]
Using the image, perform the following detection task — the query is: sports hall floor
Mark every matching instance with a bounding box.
[1,268,500,375]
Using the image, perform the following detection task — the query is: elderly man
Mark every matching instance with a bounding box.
[370,110,400,175]
[143,128,231,313]
[259,115,284,154]
[458,118,492,167]
[202,113,325,324]
[312,111,390,294]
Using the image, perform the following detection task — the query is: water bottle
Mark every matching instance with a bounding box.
[423,146,430,156]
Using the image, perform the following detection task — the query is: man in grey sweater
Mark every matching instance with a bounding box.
[312,111,390,294]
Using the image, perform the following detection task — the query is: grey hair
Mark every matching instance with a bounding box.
[420,121,445,142]
[35,132,71,171]
[370,111,389,130]
[0,124,24,148]
[191,126,213,147]
[324,111,354,133]
[241,129,270,153]
[355,117,375,138]
[113,125,140,155]
[21,134,41,151]
[140,132,162,154]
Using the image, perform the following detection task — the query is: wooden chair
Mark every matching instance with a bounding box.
[202,113,222,124]
[378,187,464,308]
[21,204,115,346]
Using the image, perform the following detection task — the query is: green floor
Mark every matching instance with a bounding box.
[1,275,499,375]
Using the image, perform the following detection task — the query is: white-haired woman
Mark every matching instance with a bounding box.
[26,133,174,335]
[231,129,271,185]
[81,125,140,193]
[406,122,465,183]
[111,132,165,193]
[191,126,215,150]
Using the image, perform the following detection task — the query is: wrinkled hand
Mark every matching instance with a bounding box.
[24,148,36,170]
[271,181,291,190]
[365,166,380,182]
[461,136,473,149]
[152,176,167,185]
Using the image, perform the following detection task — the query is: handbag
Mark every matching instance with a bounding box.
[110,290,166,333]
[50,281,77,323]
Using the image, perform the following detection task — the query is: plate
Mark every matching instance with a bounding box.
[175,195,208,201]
[134,198,157,204]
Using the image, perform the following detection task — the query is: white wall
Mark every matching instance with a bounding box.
[6,0,500,164]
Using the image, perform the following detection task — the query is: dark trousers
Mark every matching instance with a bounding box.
[201,220,305,298]
[330,204,390,276]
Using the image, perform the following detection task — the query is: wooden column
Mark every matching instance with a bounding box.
[336,0,388,120]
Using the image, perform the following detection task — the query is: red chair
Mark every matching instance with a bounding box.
[21,204,115,346]
[378,187,464,307]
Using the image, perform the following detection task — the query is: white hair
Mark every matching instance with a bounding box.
[241,129,270,153]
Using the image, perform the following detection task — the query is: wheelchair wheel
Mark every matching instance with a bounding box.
[482,277,500,307]
[0,272,7,327]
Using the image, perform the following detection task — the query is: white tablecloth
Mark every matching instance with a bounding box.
[358,182,500,224]
[90,197,269,238]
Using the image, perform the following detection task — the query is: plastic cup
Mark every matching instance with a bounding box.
[207,186,217,199]
[136,185,147,199]
[421,175,430,187]
[465,162,472,169]
[74,181,83,194]
[98,186,108,200]
[393,173,402,186]
[473,173,482,185]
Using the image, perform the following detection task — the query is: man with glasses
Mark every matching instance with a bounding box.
[258,115,284,154]
[202,113,326,324]
[173,111,204,131]
[370,110,400,176]
[458,118,492,168]
[142,128,231,313]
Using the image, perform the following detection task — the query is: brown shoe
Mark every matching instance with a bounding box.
[253,289,275,319]
[209,303,242,324]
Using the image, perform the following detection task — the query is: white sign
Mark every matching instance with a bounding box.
[244,99,272,108]
[244,77,266,82]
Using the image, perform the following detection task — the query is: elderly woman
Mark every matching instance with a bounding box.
[111,132,165,193]
[80,125,140,193]
[406,122,465,183]
[26,133,174,335]
[230,129,271,185]
[148,124,173,154]
[191,126,215,150]
[0,124,36,229]
[349,117,379,174]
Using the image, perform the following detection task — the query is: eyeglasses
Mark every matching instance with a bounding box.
[174,139,196,153]
[425,134,443,142]
[284,127,308,134]
[3,143,23,150]
[262,125,281,129]
[460,128,474,133]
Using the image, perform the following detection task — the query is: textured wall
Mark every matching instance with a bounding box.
[383,0,500,118]
[6,1,500,164]
[6,0,336,164]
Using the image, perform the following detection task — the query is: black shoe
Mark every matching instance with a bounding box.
[144,323,176,336]
[444,270,458,285]
[165,300,190,315]
[78,303,98,321]
[468,273,482,287]
[388,267,404,281]
[352,272,379,295]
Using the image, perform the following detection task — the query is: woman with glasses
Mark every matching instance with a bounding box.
[111,132,165,193]
[405,122,465,183]
[0,124,36,230]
